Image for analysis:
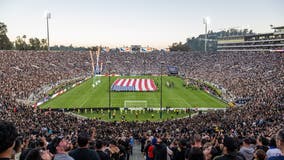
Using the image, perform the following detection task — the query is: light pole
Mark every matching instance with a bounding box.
[203,17,210,52]
[160,61,165,119]
[106,61,111,119]
[45,12,51,51]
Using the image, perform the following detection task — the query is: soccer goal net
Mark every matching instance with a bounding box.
[124,100,147,109]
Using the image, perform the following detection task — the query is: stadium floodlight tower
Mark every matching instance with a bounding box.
[203,17,210,52]
[45,11,51,51]
[160,61,165,119]
[106,60,112,119]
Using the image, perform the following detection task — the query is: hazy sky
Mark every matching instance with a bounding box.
[1,0,283,48]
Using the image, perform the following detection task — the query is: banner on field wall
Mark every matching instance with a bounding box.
[36,79,87,107]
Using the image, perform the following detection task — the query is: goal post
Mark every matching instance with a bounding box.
[124,100,147,109]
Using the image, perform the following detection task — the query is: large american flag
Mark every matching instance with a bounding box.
[111,79,157,92]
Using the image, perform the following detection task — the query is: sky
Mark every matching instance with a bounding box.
[1,0,284,49]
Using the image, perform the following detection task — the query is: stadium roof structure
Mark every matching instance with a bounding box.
[217,25,284,52]
[272,26,284,29]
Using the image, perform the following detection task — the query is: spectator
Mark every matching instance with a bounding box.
[266,136,282,158]
[214,136,245,160]
[268,129,284,160]
[254,149,266,160]
[69,133,100,160]
[153,138,167,160]
[186,147,204,160]
[147,138,157,160]
[106,140,120,160]
[0,121,18,160]
[193,134,203,148]
[95,140,109,160]
[256,136,269,153]
[173,139,187,160]
[239,138,254,160]
[50,137,74,160]
[203,143,219,160]
[13,138,22,160]
[24,148,53,160]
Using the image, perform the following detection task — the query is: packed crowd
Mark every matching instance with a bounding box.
[0,50,283,160]
[0,50,90,106]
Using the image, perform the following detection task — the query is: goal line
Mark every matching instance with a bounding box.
[124,100,147,109]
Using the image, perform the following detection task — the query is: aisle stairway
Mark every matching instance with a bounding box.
[130,142,144,160]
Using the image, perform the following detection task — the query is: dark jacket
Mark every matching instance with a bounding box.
[69,148,101,160]
[153,143,167,160]
[96,150,110,160]
[214,151,245,160]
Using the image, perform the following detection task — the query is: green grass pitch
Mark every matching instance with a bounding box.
[40,76,227,109]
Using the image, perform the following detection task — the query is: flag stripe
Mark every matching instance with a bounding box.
[144,79,150,91]
[132,79,137,89]
[126,79,132,86]
[135,79,139,91]
[118,79,126,86]
[150,79,157,90]
[136,79,142,91]
[140,79,145,91]
[129,79,135,86]
[113,79,120,85]
[116,79,123,86]
[122,79,129,86]
[147,79,153,91]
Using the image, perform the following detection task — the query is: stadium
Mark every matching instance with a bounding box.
[0,1,284,160]
[1,49,283,159]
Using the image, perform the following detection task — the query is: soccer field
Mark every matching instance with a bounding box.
[40,76,227,109]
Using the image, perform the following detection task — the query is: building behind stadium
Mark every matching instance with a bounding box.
[217,26,284,52]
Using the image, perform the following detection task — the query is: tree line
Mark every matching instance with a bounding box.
[0,22,48,50]
[0,22,98,51]
[0,22,13,50]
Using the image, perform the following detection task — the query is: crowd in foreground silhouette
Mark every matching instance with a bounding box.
[0,50,283,160]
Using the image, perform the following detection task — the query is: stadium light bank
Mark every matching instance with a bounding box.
[203,17,210,52]
[44,11,51,51]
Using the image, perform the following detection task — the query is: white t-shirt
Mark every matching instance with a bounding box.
[266,148,283,158]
